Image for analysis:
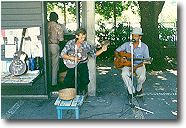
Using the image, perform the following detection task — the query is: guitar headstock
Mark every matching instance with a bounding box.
[102,40,110,45]
[101,40,110,47]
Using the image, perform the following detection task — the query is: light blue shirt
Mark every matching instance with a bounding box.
[115,41,149,65]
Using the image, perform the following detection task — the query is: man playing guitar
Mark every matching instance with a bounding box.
[114,27,150,98]
[60,28,109,96]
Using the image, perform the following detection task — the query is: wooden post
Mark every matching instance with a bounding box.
[81,1,96,96]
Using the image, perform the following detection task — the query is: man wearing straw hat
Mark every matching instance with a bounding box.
[114,27,150,99]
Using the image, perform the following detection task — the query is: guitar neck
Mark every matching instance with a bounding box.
[17,28,27,57]
[87,40,110,53]
[126,58,151,61]
[18,37,24,56]
[133,58,148,61]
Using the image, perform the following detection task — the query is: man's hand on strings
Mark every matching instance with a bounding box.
[120,57,127,63]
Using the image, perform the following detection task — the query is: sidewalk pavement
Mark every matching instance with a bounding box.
[1,64,177,119]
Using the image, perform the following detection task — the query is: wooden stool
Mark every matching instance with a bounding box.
[54,95,84,119]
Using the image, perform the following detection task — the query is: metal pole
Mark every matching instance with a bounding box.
[75,45,78,94]
[131,41,134,106]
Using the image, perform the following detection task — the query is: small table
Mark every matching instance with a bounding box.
[54,95,84,119]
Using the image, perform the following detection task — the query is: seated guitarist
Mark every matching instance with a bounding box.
[114,27,150,98]
[60,28,108,96]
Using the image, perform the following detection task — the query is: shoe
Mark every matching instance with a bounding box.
[136,89,143,97]
[127,91,136,98]
[127,91,136,99]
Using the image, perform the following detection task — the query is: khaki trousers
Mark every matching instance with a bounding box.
[121,65,146,94]
[49,44,60,85]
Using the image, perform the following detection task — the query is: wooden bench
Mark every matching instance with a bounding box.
[54,95,84,119]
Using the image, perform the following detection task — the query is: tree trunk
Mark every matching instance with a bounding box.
[138,1,165,70]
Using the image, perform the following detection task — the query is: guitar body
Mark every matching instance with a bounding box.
[9,51,28,76]
[114,51,153,68]
[63,49,88,68]
[63,59,77,69]
[114,52,132,68]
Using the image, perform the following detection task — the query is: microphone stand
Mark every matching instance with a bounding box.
[130,40,134,106]
[127,39,154,114]
[75,44,78,94]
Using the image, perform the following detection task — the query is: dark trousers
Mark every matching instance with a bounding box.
[62,62,90,92]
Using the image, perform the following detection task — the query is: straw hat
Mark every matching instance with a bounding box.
[58,88,76,100]
[131,27,143,35]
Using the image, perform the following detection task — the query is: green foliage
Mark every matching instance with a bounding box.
[158,23,177,46]
[95,1,124,20]
[47,2,76,15]
[47,2,57,14]
[47,1,138,21]
[96,22,130,61]
[66,2,76,15]
[123,1,139,15]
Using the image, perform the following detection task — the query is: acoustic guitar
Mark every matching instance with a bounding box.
[63,40,110,68]
[114,51,153,68]
[9,28,28,76]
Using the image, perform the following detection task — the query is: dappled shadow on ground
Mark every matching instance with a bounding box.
[1,61,177,119]
[94,61,177,119]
